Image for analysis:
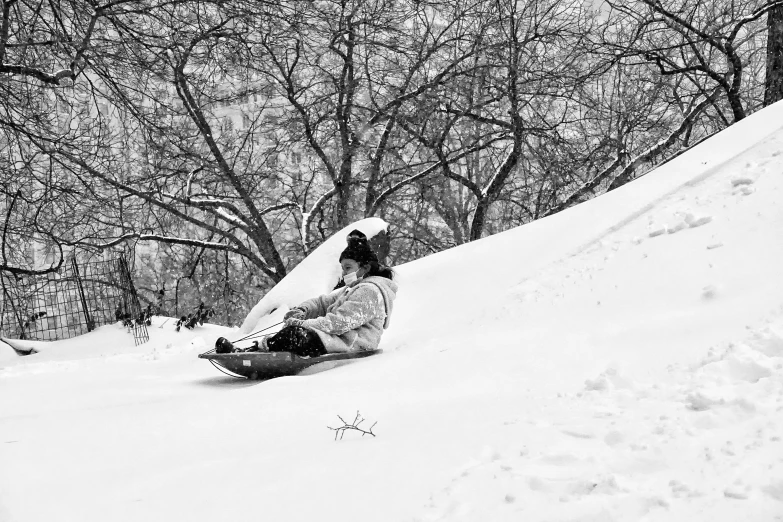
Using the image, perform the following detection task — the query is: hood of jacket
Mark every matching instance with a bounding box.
[357,275,398,329]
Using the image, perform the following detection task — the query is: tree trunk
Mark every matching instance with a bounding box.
[469,197,491,242]
[368,229,390,265]
[765,5,783,106]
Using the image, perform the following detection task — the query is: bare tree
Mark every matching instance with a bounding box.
[604,0,783,122]
[378,0,599,242]
[1,1,300,285]
[256,0,490,252]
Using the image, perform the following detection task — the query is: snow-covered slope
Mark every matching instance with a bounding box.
[1,100,783,522]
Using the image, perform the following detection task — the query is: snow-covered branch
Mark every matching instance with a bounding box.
[260,202,299,216]
[184,166,203,198]
[0,64,74,85]
[92,233,246,253]
[481,149,516,199]
[172,194,251,231]
[0,3,100,85]
[730,0,783,40]
[301,187,339,254]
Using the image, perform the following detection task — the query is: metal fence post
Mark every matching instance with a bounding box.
[71,258,95,332]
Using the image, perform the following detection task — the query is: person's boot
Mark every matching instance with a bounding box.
[215,337,235,354]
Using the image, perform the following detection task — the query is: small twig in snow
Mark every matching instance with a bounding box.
[328,411,377,440]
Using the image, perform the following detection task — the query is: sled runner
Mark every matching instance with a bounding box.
[198,348,381,380]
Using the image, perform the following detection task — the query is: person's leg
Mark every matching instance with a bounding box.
[265,325,326,357]
[296,328,327,358]
[264,325,296,353]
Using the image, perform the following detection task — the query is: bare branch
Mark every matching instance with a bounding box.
[1,189,65,276]
[369,136,508,216]
[328,411,377,440]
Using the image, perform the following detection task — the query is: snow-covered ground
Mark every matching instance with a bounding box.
[2,100,783,522]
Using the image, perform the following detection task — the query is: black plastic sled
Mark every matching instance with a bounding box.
[198,348,382,380]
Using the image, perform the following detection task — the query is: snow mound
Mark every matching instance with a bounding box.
[0,339,21,363]
[747,324,783,357]
[699,343,775,383]
[584,367,636,391]
[682,317,783,418]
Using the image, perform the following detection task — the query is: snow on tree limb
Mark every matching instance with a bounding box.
[0,64,74,85]
[93,233,260,258]
[301,187,339,254]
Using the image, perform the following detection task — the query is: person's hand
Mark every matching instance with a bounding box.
[284,307,305,320]
[285,317,304,328]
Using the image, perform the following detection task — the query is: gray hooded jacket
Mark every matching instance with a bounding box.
[295,275,398,353]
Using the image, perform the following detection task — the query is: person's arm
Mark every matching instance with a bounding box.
[300,285,384,335]
[289,288,342,319]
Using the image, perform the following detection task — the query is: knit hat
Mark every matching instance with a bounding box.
[339,230,377,265]
[346,229,366,242]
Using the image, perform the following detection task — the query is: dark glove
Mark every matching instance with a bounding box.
[284,307,306,320]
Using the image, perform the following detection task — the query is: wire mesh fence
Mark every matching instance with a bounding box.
[0,255,149,345]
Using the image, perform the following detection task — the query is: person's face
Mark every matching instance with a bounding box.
[340,259,362,277]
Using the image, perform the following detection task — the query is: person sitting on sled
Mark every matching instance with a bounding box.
[217,231,397,358]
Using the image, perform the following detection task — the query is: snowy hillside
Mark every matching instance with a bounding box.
[2,100,783,522]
